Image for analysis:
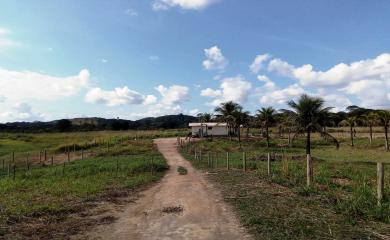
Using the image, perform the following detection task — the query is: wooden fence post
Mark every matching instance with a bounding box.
[267,153,271,175]
[306,154,313,187]
[44,150,47,165]
[81,149,84,160]
[243,152,246,172]
[67,151,70,163]
[377,162,384,205]
[12,151,15,163]
[13,165,16,180]
[51,156,54,166]
[226,152,230,170]
[39,151,42,164]
[73,144,76,154]
[62,162,66,176]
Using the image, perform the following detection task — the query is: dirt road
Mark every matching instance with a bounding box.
[76,138,252,240]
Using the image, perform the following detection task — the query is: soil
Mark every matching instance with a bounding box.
[73,138,252,240]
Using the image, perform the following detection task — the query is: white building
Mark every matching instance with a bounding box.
[189,122,229,137]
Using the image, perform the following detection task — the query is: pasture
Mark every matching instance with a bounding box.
[181,129,390,239]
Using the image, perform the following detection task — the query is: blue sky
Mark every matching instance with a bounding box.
[0,0,389,122]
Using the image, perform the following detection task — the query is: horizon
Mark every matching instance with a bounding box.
[1,0,390,123]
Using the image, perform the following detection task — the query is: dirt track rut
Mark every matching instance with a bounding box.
[77,138,252,240]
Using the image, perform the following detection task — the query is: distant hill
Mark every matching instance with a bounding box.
[0,114,197,133]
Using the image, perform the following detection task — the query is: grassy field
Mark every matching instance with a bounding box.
[0,130,181,238]
[181,135,390,239]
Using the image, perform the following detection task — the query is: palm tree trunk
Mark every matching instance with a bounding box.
[369,125,373,144]
[306,128,311,155]
[266,125,270,147]
[350,126,354,147]
[385,125,389,151]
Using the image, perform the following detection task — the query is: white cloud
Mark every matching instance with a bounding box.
[259,84,305,105]
[267,53,390,108]
[250,54,270,74]
[201,76,252,106]
[257,75,276,90]
[125,8,138,16]
[0,68,90,102]
[152,0,218,10]
[189,109,200,116]
[200,88,222,98]
[0,27,20,50]
[1,103,45,122]
[85,86,156,107]
[155,84,190,105]
[202,46,228,71]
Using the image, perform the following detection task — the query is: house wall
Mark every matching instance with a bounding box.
[191,126,228,136]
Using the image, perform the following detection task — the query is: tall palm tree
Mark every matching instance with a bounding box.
[232,109,250,145]
[281,94,339,154]
[197,113,212,123]
[215,101,243,140]
[362,112,378,144]
[256,107,276,147]
[340,116,358,147]
[377,110,390,151]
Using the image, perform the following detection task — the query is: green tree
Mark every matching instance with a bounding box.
[197,113,212,123]
[215,101,243,140]
[256,107,276,147]
[340,116,358,147]
[282,94,339,154]
[362,112,378,144]
[232,109,250,145]
[377,110,390,151]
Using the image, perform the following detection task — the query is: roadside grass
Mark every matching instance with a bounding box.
[181,137,390,238]
[0,131,171,237]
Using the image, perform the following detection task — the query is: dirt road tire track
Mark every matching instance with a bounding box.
[75,138,252,240]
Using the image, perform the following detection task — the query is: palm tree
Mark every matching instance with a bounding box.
[197,113,212,123]
[362,112,378,144]
[256,107,276,147]
[215,101,243,140]
[340,116,358,147]
[281,94,339,155]
[282,94,339,187]
[232,109,250,145]
[377,110,390,151]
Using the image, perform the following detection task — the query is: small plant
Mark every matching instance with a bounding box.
[177,166,188,175]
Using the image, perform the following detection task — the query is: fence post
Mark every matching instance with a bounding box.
[267,153,271,175]
[67,151,70,163]
[199,149,202,162]
[13,165,16,180]
[51,156,54,166]
[377,162,384,205]
[62,162,66,176]
[44,150,47,165]
[73,144,76,154]
[116,158,119,176]
[81,149,84,160]
[306,154,313,187]
[12,151,15,163]
[226,152,229,170]
[243,152,246,172]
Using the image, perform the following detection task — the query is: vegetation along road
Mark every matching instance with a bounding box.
[76,138,252,240]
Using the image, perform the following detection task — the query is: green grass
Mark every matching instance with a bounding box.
[0,131,172,237]
[177,166,188,175]
[181,136,390,238]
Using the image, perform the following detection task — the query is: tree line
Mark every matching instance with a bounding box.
[196,94,390,153]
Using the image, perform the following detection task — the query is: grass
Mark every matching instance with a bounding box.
[177,166,188,175]
[0,131,171,237]
[181,135,390,239]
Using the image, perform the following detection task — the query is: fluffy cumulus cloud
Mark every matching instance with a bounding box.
[85,86,156,107]
[155,84,190,105]
[250,54,271,74]
[1,103,45,122]
[201,76,252,106]
[202,46,228,71]
[259,84,305,105]
[0,68,90,102]
[152,0,218,10]
[0,27,20,50]
[266,53,390,108]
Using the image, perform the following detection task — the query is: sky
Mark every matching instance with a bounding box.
[0,0,390,122]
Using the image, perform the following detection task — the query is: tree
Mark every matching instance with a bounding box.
[215,101,243,140]
[56,119,72,132]
[197,113,212,123]
[377,110,390,151]
[232,109,250,146]
[256,107,276,147]
[362,112,378,144]
[339,116,358,147]
[281,94,339,155]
